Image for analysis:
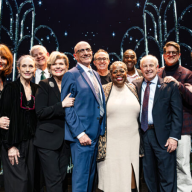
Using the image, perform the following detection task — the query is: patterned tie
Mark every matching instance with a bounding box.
[141,82,151,132]
[41,71,46,80]
[88,70,104,116]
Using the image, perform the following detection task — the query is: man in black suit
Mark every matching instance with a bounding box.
[132,55,183,192]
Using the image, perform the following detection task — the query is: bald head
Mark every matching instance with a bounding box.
[73,41,93,67]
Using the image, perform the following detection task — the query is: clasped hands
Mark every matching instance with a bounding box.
[0,116,10,130]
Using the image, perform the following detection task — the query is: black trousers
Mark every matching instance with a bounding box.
[37,142,71,192]
[2,139,35,192]
[143,129,177,192]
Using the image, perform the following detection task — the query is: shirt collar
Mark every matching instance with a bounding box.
[36,68,49,74]
[127,67,139,77]
[144,75,158,85]
[78,63,92,73]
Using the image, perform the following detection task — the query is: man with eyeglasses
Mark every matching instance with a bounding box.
[61,41,106,192]
[123,49,143,83]
[93,49,111,85]
[158,41,192,192]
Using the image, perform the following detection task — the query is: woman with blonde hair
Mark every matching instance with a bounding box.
[33,51,74,192]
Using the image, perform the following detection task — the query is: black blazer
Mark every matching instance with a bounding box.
[33,77,65,150]
[133,76,183,148]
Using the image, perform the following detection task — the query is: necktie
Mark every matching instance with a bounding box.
[141,82,151,132]
[41,71,46,80]
[88,70,104,116]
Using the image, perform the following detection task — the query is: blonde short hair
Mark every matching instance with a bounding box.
[47,51,69,72]
[163,41,180,53]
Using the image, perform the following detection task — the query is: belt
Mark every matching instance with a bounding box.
[148,124,154,130]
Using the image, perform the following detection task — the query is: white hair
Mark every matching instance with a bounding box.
[140,55,159,68]
[30,45,48,56]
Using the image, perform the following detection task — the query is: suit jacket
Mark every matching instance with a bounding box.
[133,76,183,148]
[158,65,192,135]
[33,77,65,150]
[61,64,106,142]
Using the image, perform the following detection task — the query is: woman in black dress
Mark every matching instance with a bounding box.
[1,55,37,192]
[33,51,74,192]
[0,44,13,130]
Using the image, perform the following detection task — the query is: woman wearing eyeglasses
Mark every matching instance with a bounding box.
[0,55,38,192]
[0,44,13,130]
[33,51,74,192]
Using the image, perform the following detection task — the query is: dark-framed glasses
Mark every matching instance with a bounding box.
[95,57,108,61]
[20,92,35,110]
[164,51,178,56]
[76,48,92,54]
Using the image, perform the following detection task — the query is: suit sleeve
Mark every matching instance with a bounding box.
[35,81,64,120]
[178,72,192,105]
[61,72,87,138]
[169,82,183,139]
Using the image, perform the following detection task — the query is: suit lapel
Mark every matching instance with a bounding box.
[48,77,60,101]
[173,65,182,80]
[153,77,164,106]
[77,64,100,104]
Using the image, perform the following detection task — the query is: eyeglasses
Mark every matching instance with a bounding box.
[20,92,35,110]
[95,57,109,61]
[164,51,178,56]
[76,48,92,54]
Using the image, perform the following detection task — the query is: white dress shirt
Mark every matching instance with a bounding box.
[77,63,102,139]
[35,68,50,84]
[127,68,139,83]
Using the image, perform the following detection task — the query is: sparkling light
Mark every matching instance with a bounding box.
[64,31,68,36]
[38,0,42,6]
[112,32,115,37]
[136,2,141,8]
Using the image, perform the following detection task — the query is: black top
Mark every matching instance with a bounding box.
[163,62,179,77]
[33,77,65,150]
[99,72,111,85]
[0,78,38,148]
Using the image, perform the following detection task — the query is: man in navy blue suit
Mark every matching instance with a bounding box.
[133,55,183,192]
[61,41,106,192]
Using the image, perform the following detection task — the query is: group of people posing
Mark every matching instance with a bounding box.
[0,40,191,192]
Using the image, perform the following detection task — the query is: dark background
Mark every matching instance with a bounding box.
[1,0,192,77]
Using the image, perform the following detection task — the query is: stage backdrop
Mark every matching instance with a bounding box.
[0,0,192,171]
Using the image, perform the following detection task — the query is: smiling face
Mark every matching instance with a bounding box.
[93,52,110,72]
[123,50,137,71]
[50,58,67,78]
[18,57,36,81]
[32,48,49,70]
[111,63,127,87]
[73,42,92,67]
[163,46,181,66]
[141,57,158,82]
[0,55,8,72]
